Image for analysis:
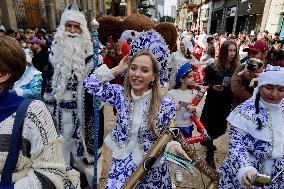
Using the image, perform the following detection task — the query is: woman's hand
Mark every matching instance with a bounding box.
[243,170,257,188]
[110,54,130,76]
[119,54,130,71]
[212,85,224,92]
[167,144,190,160]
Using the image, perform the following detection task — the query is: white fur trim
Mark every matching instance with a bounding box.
[237,166,258,187]
[227,109,271,142]
[261,99,284,159]
[165,140,181,152]
[60,8,87,28]
[93,64,115,82]
[253,67,284,97]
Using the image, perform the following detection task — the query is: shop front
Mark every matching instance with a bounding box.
[236,0,265,35]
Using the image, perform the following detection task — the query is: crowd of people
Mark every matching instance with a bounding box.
[0,4,284,189]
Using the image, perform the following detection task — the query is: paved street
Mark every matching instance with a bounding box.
[99,105,229,189]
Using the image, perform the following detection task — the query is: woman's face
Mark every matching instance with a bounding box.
[128,55,155,96]
[180,42,186,52]
[260,85,284,104]
[227,44,237,62]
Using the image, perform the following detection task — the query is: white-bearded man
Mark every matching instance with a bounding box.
[43,5,104,187]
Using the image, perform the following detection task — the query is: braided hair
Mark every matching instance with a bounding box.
[255,92,263,130]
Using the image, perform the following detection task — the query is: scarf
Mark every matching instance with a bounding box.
[0,89,24,122]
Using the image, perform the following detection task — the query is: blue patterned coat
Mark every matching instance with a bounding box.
[84,65,176,188]
[218,97,284,189]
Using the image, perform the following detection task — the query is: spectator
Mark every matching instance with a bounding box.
[200,40,240,169]
[0,36,80,189]
[231,40,269,109]
[271,48,284,67]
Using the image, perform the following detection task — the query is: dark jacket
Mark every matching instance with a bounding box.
[200,64,234,139]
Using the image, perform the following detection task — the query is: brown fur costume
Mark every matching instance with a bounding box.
[97,14,177,52]
[97,16,122,45]
[154,23,177,52]
[120,14,155,32]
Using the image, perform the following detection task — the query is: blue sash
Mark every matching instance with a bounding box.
[0,99,33,187]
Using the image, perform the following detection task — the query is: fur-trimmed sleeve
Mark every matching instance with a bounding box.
[83,64,124,109]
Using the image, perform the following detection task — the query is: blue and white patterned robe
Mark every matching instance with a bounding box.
[218,96,284,189]
[84,64,176,188]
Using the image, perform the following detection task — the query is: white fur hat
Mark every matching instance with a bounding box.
[253,66,284,96]
[60,5,87,28]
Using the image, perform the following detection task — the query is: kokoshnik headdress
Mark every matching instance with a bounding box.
[130,30,170,87]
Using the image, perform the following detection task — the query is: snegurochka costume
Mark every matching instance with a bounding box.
[218,66,284,188]
[84,31,177,188]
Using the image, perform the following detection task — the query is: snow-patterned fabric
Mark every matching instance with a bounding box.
[84,64,176,188]
[218,97,284,188]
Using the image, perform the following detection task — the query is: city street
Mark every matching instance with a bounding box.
[99,104,229,189]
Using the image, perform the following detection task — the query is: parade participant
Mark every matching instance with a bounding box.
[218,66,284,188]
[231,40,268,108]
[0,36,80,188]
[84,31,187,188]
[43,5,102,186]
[168,37,194,71]
[11,60,42,100]
[167,61,204,183]
[200,40,240,169]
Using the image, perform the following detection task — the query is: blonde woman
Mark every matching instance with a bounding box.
[84,50,188,188]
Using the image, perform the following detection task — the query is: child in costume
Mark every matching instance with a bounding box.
[167,61,205,183]
[84,31,187,188]
[218,66,284,188]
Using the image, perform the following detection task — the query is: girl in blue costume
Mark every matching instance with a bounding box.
[84,31,188,188]
[218,66,284,188]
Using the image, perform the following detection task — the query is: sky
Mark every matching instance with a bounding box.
[163,0,177,16]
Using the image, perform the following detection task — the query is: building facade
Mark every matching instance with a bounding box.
[0,0,106,32]
[261,0,284,35]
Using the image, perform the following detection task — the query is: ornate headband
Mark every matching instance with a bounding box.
[130,30,170,87]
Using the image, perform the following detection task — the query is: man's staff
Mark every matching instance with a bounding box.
[91,17,100,189]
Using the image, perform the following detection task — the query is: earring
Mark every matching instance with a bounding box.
[150,80,154,87]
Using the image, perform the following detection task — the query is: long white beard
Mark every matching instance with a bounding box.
[51,31,92,101]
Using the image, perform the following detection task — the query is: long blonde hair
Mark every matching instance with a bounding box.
[215,40,240,72]
[124,50,162,137]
